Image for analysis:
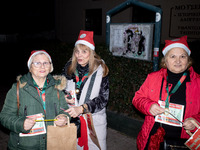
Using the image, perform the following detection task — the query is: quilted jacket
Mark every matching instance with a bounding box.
[0,72,69,150]
[132,67,200,150]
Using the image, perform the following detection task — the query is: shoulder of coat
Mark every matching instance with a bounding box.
[53,75,67,91]
[16,75,27,88]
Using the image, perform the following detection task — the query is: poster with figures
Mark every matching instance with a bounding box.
[109,23,154,61]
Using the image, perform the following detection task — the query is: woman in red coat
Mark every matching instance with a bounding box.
[132,35,200,150]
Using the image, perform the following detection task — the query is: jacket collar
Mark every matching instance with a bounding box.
[17,73,67,91]
[161,66,197,81]
[188,66,199,81]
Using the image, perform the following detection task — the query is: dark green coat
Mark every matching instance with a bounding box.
[0,72,69,150]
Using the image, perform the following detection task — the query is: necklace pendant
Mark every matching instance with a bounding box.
[75,88,80,94]
[38,87,43,92]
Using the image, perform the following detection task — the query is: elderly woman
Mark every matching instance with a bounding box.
[0,50,69,150]
[132,36,200,150]
[62,30,109,150]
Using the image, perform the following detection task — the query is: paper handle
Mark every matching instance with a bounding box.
[53,114,70,127]
[186,119,200,136]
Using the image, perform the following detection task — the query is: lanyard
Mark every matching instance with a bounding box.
[75,69,89,89]
[165,72,187,109]
[33,79,48,111]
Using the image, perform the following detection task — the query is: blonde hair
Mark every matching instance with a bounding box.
[67,44,109,77]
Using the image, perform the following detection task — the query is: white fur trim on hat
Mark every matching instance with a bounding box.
[162,43,191,56]
[75,40,95,50]
[27,51,52,69]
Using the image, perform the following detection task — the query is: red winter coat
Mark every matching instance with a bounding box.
[132,67,200,150]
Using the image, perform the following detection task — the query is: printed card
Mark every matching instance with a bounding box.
[155,100,184,127]
[19,113,46,137]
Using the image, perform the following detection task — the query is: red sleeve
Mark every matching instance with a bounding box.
[132,74,158,116]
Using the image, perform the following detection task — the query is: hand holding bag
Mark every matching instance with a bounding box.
[47,114,77,150]
[185,119,200,150]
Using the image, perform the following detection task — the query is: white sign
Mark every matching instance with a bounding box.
[109,23,154,61]
[170,4,200,39]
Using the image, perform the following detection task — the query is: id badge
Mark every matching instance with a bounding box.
[155,100,184,127]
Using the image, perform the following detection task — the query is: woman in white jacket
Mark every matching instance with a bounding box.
[62,30,109,150]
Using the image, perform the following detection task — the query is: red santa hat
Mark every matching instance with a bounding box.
[75,30,95,50]
[162,35,191,56]
[27,50,52,69]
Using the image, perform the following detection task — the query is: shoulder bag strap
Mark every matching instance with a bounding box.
[17,82,20,115]
[159,78,164,100]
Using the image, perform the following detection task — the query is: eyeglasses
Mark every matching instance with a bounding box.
[32,62,51,68]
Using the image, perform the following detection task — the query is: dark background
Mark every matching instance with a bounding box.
[0,0,56,86]
[0,0,55,34]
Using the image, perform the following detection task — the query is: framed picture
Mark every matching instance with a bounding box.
[109,23,154,61]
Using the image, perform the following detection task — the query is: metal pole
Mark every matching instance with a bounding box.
[106,0,162,71]
[153,11,162,71]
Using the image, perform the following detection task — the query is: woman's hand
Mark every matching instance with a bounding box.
[183,118,196,131]
[149,103,165,116]
[54,115,67,127]
[24,117,36,131]
[65,106,83,118]
[65,95,75,104]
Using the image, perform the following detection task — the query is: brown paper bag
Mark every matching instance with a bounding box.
[47,115,77,150]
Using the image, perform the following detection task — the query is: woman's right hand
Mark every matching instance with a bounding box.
[149,103,165,116]
[24,117,36,131]
[65,95,75,104]
[65,106,83,118]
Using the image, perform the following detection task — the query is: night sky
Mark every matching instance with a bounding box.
[0,0,55,34]
[0,0,55,86]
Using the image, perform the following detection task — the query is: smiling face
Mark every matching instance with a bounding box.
[165,47,189,74]
[30,54,51,81]
[74,45,91,67]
